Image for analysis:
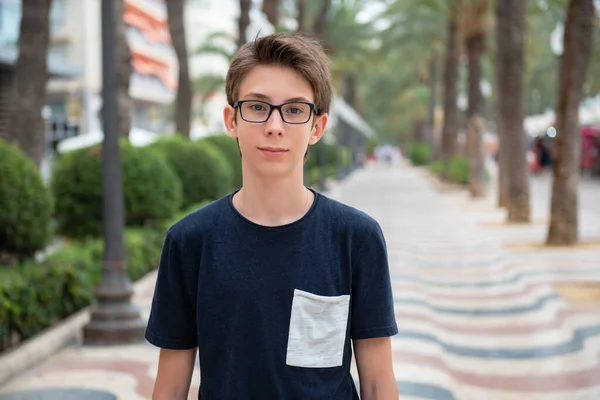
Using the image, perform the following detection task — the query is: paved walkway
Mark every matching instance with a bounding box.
[1,160,600,399]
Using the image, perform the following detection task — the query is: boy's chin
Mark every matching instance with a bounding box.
[249,162,303,180]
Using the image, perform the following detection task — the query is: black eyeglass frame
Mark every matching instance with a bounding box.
[232,100,320,124]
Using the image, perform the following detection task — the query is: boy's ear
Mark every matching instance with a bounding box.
[308,113,328,145]
[223,105,238,139]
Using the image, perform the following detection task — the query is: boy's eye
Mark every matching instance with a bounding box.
[249,103,267,112]
[288,108,302,114]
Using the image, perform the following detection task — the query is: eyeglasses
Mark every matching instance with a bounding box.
[233,100,319,124]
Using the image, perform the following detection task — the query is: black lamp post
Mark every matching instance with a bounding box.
[83,0,145,344]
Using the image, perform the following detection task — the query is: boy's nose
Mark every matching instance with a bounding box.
[265,108,285,136]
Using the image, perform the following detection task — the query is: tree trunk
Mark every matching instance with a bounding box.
[440,5,460,168]
[427,55,438,153]
[342,72,357,109]
[297,0,305,33]
[466,31,487,198]
[312,0,331,43]
[115,0,131,139]
[167,0,192,138]
[262,0,279,28]
[1,0,53,168]
[547,0,596,246]
[238,0,251,48]
[496,0,530,222]
[413,119,426,143]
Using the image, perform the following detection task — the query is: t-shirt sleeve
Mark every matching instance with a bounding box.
[145,230,198,349]
[350,221,398,340]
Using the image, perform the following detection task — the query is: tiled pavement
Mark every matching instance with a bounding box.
[1,160,599,399]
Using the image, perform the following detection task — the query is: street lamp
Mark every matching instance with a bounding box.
[83,0,145,344]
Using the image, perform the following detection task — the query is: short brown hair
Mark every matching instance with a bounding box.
[226,33,333,115]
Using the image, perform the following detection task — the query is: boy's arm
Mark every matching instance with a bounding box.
[350,220,399,399]
[354,337,398,400]
[152,348,197,400]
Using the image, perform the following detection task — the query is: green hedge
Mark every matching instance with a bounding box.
[408,142,431,166]
[51,141,183,239]
[148,136,233,208]
[0,139,53,262]
[429,161,444,175]
[197,134,242,189]
[447,156,470,185]
[0,228,163,351]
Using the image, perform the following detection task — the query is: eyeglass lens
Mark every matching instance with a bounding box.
[240,101,312,123]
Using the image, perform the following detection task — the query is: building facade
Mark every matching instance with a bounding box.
[0,0,177,139]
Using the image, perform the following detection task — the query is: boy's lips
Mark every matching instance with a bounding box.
[258,147,288,152]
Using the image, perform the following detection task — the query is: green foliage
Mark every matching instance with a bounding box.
[367,138,379,154]
[197,134,242,188]
[0,228,164,351]
[51,141,182,239]
[338,146,353,167]
[447,156,470,185]
[429,160,444,175]
[148,135,234,208]
[0,139,53,262]
[0,261,94,342]
[306,167,321,188]
[408,142,432,166]
[306,142,337,170]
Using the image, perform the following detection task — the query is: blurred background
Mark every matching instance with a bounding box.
[0,0,599,399]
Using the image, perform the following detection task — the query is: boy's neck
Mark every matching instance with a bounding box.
[233,173,314,227]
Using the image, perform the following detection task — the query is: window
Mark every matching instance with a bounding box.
[50,0,67,33]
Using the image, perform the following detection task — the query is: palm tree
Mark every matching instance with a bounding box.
[1,0,53,167]
[192,31,236,111]
[238,0,252,47]
[312,0,331,43]
[463,0,489,197]
[263,0,280,28]
[547,0,596,246]
[167,0,192,138]
[496,0,530,222]
[325,0,372,109]
[440,1,460,165]
[380,0,446,149]
[296,0,305,32]
[115,0,132,139]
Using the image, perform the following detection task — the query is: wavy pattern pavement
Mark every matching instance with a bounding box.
[1,163,598,400]
[342,164,600,400]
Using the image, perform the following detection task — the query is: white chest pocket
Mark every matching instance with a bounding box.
[286,289,351,368]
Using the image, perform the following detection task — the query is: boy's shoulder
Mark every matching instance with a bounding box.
[166,195,229,244]
[318,193,383,240]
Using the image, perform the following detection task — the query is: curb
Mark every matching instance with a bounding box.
[0,270,158,388]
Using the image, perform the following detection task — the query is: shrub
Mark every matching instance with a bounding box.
[51,141,182,239]
[0,139,53,263]
[306,167,321,187]
[0,259,95,344]
[197,134,242,188]
[429,161,444,175]
[0,227,164,351]
[306,142,339,171]
[337,147,352,168]
[148,136,233,208]
[447,156,470,185]
[408,142,431,166]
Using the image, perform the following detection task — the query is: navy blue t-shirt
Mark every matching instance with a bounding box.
[145,189,398,400]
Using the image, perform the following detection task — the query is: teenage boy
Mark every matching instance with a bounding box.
[146,32,398,400]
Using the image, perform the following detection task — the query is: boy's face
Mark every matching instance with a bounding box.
[223,65,328,180]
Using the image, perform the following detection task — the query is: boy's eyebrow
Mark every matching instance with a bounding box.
[241,92,313,103]
[242,92,271,101]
